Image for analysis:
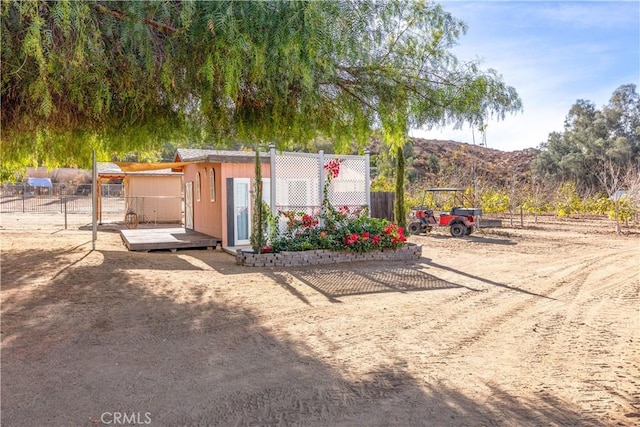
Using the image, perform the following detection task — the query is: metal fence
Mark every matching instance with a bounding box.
[1,182,123,197]
[124,196,183,224]
[0,184,125,214]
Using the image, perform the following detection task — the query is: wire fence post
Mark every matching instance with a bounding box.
[64,198,68,230]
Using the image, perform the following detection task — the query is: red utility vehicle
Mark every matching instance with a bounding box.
[408,188,482,238]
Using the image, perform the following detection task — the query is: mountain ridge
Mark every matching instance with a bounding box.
[398,137,538,188]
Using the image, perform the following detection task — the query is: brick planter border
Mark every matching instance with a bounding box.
[236,243,422,267]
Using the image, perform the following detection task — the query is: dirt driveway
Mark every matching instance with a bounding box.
[1,213,639,426]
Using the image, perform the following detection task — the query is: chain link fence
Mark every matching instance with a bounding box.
[123,196,183,225]
[0,184,124,214]
[1,184,183,228]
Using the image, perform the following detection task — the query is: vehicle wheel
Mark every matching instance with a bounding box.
[450,223,467,237]
[408,221,422,235]
[466,226,474,235]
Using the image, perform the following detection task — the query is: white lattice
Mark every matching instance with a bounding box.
[272,151,368,234]
[325,155,367,210]
[274,152,322,215]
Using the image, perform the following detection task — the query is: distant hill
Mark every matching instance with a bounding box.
[371,138,539,189]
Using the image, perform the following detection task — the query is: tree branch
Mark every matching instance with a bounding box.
[333,80,376,112]
[94,3,177,35]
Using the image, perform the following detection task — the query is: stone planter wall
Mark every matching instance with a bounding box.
[236,243,422,267]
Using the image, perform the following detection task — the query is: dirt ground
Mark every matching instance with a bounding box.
[1,213,639,426]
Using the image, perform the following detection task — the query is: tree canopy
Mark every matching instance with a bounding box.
[1,0,521,170]
[533,84,640,193]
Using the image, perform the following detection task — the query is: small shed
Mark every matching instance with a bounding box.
[175,148,370,250]
[97,163,183,224]
[174,149,270,247]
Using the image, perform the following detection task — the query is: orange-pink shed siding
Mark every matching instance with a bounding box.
[183,161,270,246]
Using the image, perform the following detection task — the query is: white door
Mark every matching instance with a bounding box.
[185,182,194,229]
[234,178,251,245]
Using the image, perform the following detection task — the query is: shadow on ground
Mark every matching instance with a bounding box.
[1,244,601,426]
[267,261,472,303]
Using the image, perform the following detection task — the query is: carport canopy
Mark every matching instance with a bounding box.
[26,177,52,188]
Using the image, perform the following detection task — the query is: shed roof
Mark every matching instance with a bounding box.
[175,148,268,163]
[97,162,184,176]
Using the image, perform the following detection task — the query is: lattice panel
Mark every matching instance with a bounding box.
[326,155,367,210]
[272,151,368,235]
[274,153,322,214]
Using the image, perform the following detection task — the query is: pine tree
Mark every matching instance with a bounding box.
[250,149,265,253]
[394,146,406,228]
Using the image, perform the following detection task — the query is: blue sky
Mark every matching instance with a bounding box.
[410,0,640,152]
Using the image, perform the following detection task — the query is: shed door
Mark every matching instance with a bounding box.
[233,178,251,245]
[185,181,194,230]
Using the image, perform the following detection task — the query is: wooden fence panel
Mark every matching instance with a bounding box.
[370,192,395,221]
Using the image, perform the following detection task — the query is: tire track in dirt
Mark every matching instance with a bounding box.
[366,245,638,425]
[474,247,640,424]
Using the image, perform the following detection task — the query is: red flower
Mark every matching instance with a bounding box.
[301,214,318,228]
[372,235,381,245]
[262,245,272,253]
[323,159,343,178]
[361,232,370,240]
[319,230,328,238]
[350,233,359,242]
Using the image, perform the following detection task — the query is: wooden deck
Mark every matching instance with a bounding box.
[120,228,221,252]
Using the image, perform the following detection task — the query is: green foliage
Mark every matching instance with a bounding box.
[534,84,640,193]
[480,189,510,214]
[271,207,407,253]
[370,176,394,192]
[610,196,636,223]
[520,192,552,215]
[582,194,610,216]
[404,193,423,217]
[394,145,407,228]
[2,0,521,173]
[553,182,583,217]
[269,157,407,253]
[250,150,265,254]
[0,163,23,183]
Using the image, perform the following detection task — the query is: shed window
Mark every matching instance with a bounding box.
[209,169,216,202]
[195,172,201,202]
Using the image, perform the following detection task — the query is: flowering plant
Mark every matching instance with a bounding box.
[271,205,406,253]
[266,156,408,253]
